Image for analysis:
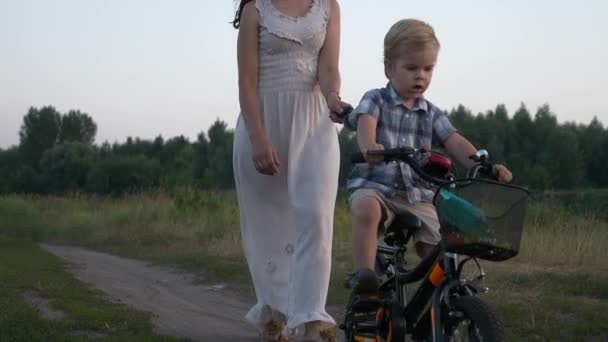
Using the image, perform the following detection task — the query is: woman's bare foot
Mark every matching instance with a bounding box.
[301,321,337,342]
[260,319,289,341]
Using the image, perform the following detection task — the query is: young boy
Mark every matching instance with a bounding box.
[343,19,512,306]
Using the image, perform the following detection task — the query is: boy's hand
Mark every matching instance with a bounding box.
[494,164,512,183]
[362,143,385,165]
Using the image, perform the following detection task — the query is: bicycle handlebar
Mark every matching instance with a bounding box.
[349,147,415,164]
[350,147,500,183]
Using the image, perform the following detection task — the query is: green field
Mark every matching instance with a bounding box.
[1,189,607,341]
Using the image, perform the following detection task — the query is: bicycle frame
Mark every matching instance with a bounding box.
[377,239,486,341]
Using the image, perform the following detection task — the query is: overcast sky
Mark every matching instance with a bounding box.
[1,0,606,148]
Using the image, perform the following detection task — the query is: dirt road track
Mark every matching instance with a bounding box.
[40,244,261,341]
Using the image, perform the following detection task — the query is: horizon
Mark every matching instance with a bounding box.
[2,100,602,149]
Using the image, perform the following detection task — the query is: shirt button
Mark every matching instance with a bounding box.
[266,260,277,273]
[394,183,399,188]
[285,244,294,255]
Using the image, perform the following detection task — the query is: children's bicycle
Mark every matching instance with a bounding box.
[341,148,529,342]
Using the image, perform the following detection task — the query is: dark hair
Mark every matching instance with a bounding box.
[232,0,255,29]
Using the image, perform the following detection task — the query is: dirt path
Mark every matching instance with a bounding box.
[40,244,260,341]
[40,244,346,341]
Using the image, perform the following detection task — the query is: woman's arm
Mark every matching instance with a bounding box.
[317,0,350,121]
[237,2,280,175]
[237,2,263,140]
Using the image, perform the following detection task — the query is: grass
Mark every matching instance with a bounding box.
[0,237,177,341]
[539,188,608,220]
[479,265,608,340]
[0,190,250,286]
[1,188,607,340]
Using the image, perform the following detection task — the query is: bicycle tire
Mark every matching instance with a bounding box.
[444,296,505,342]
[381,300,406,342]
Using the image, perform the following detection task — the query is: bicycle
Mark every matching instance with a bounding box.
[340,147,529,342]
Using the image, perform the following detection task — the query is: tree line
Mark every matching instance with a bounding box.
[0,104,606,195]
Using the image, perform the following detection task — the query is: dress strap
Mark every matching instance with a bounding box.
[256,0,327,45]
[254,0,269,13]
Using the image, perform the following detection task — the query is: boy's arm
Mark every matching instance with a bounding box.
[357,115,384,164]
[444,132,513,183]
[345,89,381,131]
[443,132,478,169]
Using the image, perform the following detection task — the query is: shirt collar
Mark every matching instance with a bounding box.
[385,82,429,113]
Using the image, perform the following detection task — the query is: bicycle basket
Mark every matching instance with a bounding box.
[433,179,529,261]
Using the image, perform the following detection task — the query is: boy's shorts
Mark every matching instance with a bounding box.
[348,188,441,245]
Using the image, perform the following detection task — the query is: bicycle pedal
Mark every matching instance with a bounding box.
[448,310,464,318]
[356,321,378,330]
[351,295,381,311]
[353,336,378,342]
[350,312,377,322]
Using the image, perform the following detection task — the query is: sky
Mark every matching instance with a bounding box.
[1,0,607,148]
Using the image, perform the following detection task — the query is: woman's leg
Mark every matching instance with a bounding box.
[285,118,339,333]
[234,118,292,335]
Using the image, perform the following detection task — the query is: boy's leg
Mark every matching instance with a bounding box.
[415,242,436,258]
[391,200,441,259]
[346,189,392,311]
[349,190,386,270]
[410,202,441,257]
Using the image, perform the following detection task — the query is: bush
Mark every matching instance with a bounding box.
[85,155,161,195]
[39,142,95,193]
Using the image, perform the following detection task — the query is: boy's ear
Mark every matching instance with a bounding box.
[384,60,393,79]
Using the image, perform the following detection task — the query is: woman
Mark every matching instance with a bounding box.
[232,0,349,340]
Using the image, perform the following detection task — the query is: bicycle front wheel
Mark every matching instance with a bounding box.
[444,296,505,342]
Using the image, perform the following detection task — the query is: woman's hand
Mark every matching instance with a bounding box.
[362,143,385,165]
[327,92,352,124]
[250,132,280,176]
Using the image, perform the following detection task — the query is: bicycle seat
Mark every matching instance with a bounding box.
[384,212,422,246]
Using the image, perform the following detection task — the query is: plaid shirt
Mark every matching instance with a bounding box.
[345,83,457,204]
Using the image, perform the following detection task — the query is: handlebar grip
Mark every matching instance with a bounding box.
[350,152,366,164]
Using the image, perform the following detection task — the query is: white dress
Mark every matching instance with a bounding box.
[232,0,339,332]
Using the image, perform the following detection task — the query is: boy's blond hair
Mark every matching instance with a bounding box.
[384,19,440,77]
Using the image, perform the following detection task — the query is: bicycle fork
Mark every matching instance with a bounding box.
[404,252,456,342]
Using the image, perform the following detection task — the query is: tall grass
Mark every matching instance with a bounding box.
[1,190,607,340]
[0,189,248,283]
[1,190,606,275]
[519,202,607,271]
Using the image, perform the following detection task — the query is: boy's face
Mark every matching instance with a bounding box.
[385,45,438,106]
